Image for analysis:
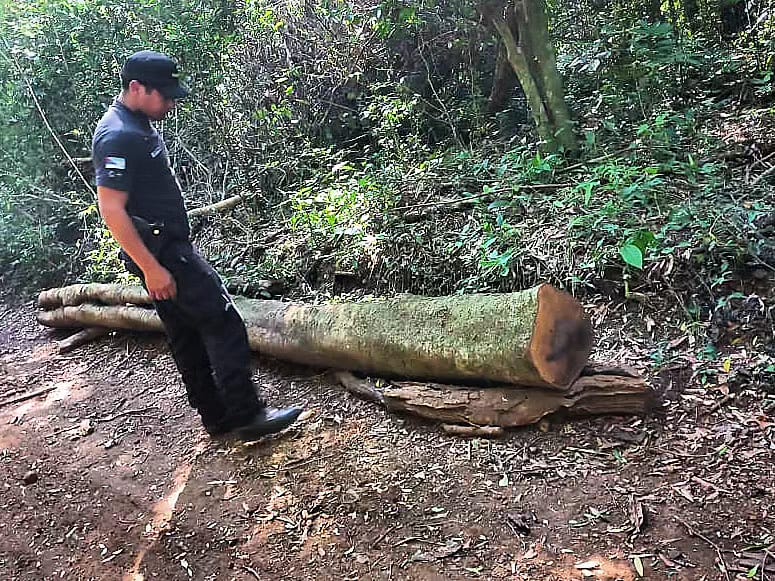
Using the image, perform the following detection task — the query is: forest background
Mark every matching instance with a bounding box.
[0,0,773,379]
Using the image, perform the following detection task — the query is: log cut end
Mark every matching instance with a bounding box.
[529,285,593,389]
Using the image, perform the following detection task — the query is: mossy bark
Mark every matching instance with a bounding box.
[37,283,591,390]
[238,283,590,389]
[38,284,150,309]
[37,303,164,333]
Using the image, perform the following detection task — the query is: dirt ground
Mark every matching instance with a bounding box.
[1,293,773,581]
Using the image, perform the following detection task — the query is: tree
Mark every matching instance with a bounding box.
[480,0,578,152]
[487,44,518,113]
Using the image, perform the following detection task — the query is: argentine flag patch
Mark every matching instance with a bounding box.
[104,156,126,170]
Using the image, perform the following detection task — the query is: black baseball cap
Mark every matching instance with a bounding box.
[121,50,190,99]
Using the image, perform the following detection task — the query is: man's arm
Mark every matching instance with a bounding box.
[97,186,177,301]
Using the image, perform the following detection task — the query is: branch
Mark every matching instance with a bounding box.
[751,163,775,186]
[441,424,504,438]
[0,38,95,198]
[57,327,111,353]
[0,386,58,409]
[187,194,245,218]
[393,182,572,212]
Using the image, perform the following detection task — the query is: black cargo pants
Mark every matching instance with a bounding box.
[125,238,264,430]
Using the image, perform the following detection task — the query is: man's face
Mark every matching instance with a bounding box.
[135,83,178,120]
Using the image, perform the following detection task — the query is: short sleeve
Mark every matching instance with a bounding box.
[92,131,137,192]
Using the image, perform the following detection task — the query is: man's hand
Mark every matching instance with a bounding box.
[97,186,179,302]
[144,263,177,301]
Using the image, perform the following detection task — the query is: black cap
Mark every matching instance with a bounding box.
[121,50,190,99]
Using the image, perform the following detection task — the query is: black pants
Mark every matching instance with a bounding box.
[126,240,264,429]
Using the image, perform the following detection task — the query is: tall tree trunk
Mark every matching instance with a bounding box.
[514,0,577,152]
[481,0,577,152]
[645,0,663,22]
[719,0,748,37]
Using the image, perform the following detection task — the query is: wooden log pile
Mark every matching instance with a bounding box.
[37,283,653,431]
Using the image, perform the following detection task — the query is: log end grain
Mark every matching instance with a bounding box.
[529,285,593,389]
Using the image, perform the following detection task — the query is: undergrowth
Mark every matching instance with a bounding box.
[1,1,773,375]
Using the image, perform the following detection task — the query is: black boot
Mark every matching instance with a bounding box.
[231,406,303,440]
[201,414,231,436]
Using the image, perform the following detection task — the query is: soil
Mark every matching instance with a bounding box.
[1,294,773,581]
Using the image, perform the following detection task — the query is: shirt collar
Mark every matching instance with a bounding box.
[112,97,151,126]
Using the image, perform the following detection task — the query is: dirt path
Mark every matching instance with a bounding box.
[0,297,773,580]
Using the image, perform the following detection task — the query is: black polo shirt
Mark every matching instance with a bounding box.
[92,99,190,238]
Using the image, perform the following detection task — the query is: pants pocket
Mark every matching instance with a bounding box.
[164,245,235,323]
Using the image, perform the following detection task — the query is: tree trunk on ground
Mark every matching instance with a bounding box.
[335,365,652,427]
[38,302,164,333]
[38,283,151,309]
[36,283,653,427]
[480,0,577,152]
[37,283,592,390]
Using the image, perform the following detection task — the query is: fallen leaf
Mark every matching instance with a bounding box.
[506,512,531,535]
[433,539,463,559]
[672,486,695,503]
[628,496,647,534]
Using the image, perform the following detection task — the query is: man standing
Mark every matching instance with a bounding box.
[92,50,302,439]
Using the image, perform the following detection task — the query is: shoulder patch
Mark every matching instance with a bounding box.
[104,156,126,170]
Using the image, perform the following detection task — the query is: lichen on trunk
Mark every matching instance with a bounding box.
[37,283,592,390]
[234,283,591,389]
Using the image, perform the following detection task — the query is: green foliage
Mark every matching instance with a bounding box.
[479,213,521,278]
[84,224,135,284]
[0,0,772,338]
[0,187,71,291]
[372,1,423,39]
[290,163,390,246]
[0,0,243,287]
[560,18,710,128]
[619,242,644,270]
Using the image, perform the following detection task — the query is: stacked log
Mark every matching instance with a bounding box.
[36,283,652,429]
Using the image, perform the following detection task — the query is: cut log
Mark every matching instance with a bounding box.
[238,284,592,389]
[335,368,652,428]
[38,284,151,309]
[37,283,592,390]
[37,303,164,332]
[36,283,651,426]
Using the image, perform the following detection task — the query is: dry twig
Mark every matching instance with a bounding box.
[0,385,58,409]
